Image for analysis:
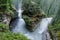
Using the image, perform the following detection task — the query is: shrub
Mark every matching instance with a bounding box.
[0,31,29,40]
[22,15,32,24]
[0,22,7,32]
[48,21,60,40]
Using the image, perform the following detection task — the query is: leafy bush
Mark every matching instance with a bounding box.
[22,15,32,24]
[0,0,18,19]
[48,20,60,40]
[0,31,29,40]
[48,8,60,40]
[0,22,8,32]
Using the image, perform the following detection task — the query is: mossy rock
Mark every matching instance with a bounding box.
[22,2,46,32]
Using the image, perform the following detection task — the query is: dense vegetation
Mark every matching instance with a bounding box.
[0,0,18,19]
[48,8,60,40]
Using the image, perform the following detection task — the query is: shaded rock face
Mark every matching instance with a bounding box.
[22,2,46,32]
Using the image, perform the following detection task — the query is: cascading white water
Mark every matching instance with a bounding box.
[38,18,53,34]
[24,18,53,40]
[12,13,53,40]
[12,0,26,33]
[12,0,53,40]
[12,9,26,33]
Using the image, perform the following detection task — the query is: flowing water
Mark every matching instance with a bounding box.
[12,13,52,40]
[11,0,53,40]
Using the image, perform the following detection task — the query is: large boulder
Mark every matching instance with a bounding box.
[22,2,46,32]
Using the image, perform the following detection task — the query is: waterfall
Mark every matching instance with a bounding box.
[38,18,53,34]
[12,17,53,40]
[12,0,26,33]
[24,18,53,40]
[11,0,53,40]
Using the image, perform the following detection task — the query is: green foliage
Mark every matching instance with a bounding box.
[48,7,60,40]
[0,31,29,40]
[0,0,7,4]
[22,1,41,15]
[0,22,7,32]
[0,22,6,29]
[22,15,32,24]
[0,0,10,10]
[0,0,18,19]
[48,19,60,40]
